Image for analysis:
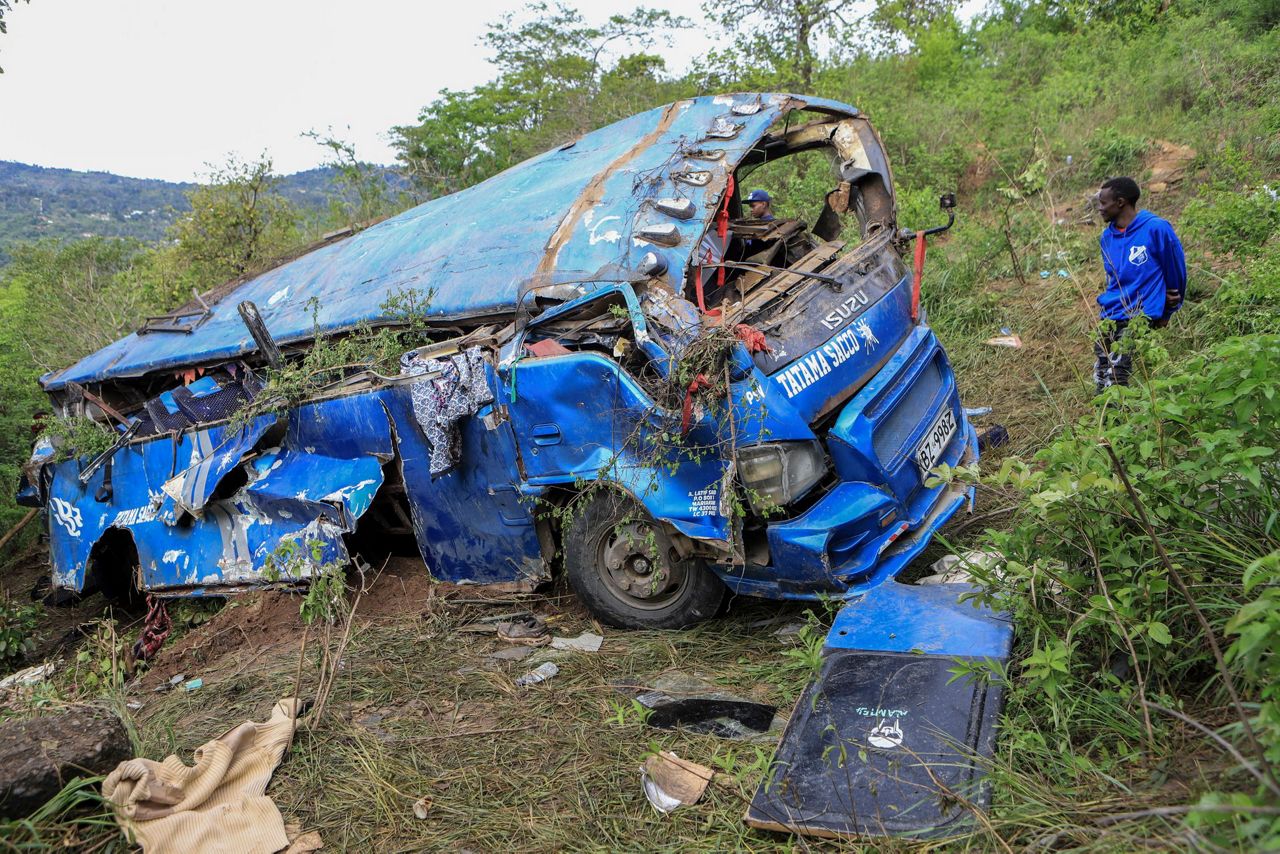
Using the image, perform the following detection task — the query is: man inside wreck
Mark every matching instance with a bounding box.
[745,188,776,221]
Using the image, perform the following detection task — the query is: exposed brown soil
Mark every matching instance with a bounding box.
[140,590,307,689]
[0,544,142,673]
[1144,139,1197,193]
[137,554,557,688]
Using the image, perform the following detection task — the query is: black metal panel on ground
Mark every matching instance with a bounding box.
[745,649,1004,839]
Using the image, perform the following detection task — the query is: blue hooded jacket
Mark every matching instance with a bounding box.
[1097,209,1187,321]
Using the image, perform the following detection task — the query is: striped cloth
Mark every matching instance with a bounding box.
[103,698,303,854]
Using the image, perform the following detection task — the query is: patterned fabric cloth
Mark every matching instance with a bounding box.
[401,347,494,477]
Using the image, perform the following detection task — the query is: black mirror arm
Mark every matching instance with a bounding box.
[899,193,958,239]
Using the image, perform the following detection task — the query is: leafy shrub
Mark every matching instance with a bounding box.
[958,333,1280,845]
[1183,185,1280,258]
[0,595,41,665]
[1087,128,1148,179]
[39,416,117,463]
[71,621,129,694]
[1200,243,1280,337]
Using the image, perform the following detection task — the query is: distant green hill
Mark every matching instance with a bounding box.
[0,162,400,263]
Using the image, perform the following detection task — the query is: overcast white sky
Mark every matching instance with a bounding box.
[0,0,713,182]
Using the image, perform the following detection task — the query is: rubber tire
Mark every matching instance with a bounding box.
[563,491,725,630]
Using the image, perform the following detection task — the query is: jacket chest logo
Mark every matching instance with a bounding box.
[1128,244,1149,266]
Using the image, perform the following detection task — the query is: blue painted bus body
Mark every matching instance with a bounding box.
[26,93,976,612]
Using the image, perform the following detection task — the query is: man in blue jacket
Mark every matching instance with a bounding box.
[1094,176,1187,391]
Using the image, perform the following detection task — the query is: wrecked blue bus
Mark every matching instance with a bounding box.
[22,94,977,629]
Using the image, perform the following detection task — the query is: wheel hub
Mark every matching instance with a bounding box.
[601,521,677,601]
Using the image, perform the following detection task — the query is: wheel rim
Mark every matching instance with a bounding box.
[596,518,688,610]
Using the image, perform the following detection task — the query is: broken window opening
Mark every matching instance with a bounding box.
[521,291,662,389]
[682,110,897,312]
[49,319,500,450]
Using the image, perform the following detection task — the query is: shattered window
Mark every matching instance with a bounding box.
[522,290,656,382]
[687,110,892,310]
[735,147,864,250]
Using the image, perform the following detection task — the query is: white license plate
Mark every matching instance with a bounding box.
[915,408,957,474]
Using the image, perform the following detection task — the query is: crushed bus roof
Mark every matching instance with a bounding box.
[42,93,860,391]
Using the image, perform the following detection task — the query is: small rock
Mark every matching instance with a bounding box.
[488,646,533,662]
[0,705,131,818]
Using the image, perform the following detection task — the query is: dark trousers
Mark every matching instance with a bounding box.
[1093,320,1131,392]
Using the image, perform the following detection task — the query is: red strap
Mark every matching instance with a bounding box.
[694,254,712,315]
[694,177,736,320]
[716,174,734,292]
[681,373,713,435]
[735,324,772,354]
[911,232,926,322]
[132,594,172,662]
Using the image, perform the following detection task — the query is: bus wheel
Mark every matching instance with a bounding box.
[563,491,725,629]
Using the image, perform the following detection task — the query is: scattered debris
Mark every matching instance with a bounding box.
[0,660,55,692]
[918,550,1005,585]
[103,698,304,854]
[412,797,432,820]
[747,583,1014,839]
[772,621,806,639]
[984,326,1023,348]
[183,677,203,692]
[550,632,603,652]
[640,751,714,813]
[132,595,172,663]
[495,615,551,646]
[0,704,132,819]
[963,406,993,418]
[283,825,324,854]
[978,424,1009,451]
[514,662,559,688]
[355,711,396,744]
[620,672,780,741]
[487,646,533,662]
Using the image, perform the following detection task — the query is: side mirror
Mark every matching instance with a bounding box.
[899,192,958,240]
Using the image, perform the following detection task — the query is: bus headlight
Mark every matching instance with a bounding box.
[737,441,825,512]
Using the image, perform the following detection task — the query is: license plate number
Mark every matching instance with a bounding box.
[915,408,957,474]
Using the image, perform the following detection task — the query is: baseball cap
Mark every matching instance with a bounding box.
[746,189,772,203]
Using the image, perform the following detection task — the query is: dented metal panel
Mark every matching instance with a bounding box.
[158,416,278,521]
[45,394,397,594]
[384,375,546,586]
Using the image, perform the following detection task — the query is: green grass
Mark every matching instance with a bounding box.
[122,596,824,852]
